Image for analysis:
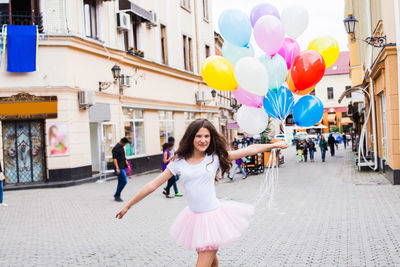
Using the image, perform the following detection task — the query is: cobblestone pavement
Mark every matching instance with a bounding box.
[1,146,400,266]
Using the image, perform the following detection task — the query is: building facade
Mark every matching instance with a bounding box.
[0,0,229,186]
[345,0,400,184]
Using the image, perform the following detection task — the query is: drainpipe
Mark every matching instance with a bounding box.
[365,0,378,170]
[394,0,400,153]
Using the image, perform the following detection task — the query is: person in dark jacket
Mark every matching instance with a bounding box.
[112,137,131,202]
[328,134,336,156]
[319,136,328,162]
[307,138,316,162]
[302,139,309,162]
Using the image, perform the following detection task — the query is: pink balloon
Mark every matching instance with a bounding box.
[254,15,285,56]
[277,38,300,69]
[233,87,264,108]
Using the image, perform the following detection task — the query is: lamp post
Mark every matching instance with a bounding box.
[343,14,386,47]
[99,64,121,91]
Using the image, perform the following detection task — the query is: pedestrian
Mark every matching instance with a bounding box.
[228,147,247,180]
[0,162,7,207]
[162,137,183,197]
[116,118,288,266]
[342,133,347,149]
[232,138,239,149]
[112,137,131,202]
[308,138,316,162]
[161,142,179,198]
[245,135,251,146]
[319,136,328,162]
[296,139,303,162]
[328,133,336,156]
[302,139,308,162]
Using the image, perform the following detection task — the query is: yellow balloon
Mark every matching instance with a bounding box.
[201,56,237,91]
[308,36,340,68]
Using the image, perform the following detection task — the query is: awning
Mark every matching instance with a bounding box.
[327,114,336,122]
[124,1,153,22]
[341,117,353,124]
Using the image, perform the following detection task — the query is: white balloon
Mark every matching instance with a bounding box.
[237,106,269,135]
[281,5,309,39]
[234,57,269,96]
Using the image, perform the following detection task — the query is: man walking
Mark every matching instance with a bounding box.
[342,133,347,149]
[112,137,131,202]
[328,134,336,156]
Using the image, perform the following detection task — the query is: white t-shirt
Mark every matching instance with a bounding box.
[167,154,220,213]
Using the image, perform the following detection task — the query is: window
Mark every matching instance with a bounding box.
[180,0,191,11]
[159,111,174,150]
[184,112,197,128]
[310,89,316,96]
[327,87,334,100]
[183,35,193,71]
[160,24,168,65]
[202,0,209,20]
[345,86,351,98]
[123,108,146,156]
[205,44,210,58]
[124,18,139,52]
[84,0,97,38]
[0,0,43,32]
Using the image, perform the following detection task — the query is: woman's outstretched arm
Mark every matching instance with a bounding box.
[116,169,174,219]
[228,141,289,161]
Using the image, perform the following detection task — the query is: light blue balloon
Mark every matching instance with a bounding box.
[222,42,254,67]
[293,95,324,127]
[259,54,288,90]
[263,86,294,120]
[219,9,252,47]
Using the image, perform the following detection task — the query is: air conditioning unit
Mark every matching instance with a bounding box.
[78,90,95,109]
[117,12,130,31]
[146,11,158,27]
[120,74,131,88]
[196,91,205,103]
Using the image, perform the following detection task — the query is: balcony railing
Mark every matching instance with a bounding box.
[0,12,43,33]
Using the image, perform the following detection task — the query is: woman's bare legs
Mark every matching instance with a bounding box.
[196,250,218,267]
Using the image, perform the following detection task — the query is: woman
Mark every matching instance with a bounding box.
[308,138,316,162]
[161,142,181,198]
[296,140,303,162]
[319,136,328,162]
[116,119,288,266]
[0,162,7,207]
[302,139,308,162]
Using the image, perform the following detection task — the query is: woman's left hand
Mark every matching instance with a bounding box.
[116,207,129,219]
[273,141,289,149]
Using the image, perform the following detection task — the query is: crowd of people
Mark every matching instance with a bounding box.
[295,133,350,163]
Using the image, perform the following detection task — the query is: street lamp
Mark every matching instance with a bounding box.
[343,14,386,47]
[99,64,122,91]
[211,89,217,98]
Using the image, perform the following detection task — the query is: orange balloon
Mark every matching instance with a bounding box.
[287,72,315,95]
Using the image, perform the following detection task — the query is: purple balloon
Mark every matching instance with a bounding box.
[250,3,280,28]
[277,38,300,69]
[254,15,285,56]
[233,87,264,108]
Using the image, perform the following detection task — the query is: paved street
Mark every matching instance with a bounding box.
[1,146,400,266]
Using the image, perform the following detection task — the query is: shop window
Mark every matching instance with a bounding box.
[327,87,334,100]
[84,0,97,38]
[160,24,168,65]
[123,108,145,156]
[159,111,174,150]
[184,112,197,128]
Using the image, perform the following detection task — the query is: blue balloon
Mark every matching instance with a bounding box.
[263,86,294,120]
[259,54,288,90]
[222,42,254,67]
[293,96,324,127]
[219,9,252,47]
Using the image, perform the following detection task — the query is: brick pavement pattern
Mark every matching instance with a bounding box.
[1,147,400,266]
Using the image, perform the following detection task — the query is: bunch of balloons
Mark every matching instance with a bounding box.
[201,3,340,133]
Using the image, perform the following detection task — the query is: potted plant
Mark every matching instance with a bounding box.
[128,47,144,58]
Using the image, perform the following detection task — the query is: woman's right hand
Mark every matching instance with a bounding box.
[115,207,129,219]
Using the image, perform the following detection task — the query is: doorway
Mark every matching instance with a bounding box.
[2,120,46,184]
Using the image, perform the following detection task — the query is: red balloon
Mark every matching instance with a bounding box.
[290,50,325,91]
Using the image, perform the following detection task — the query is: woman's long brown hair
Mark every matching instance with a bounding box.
[175,118,232,178]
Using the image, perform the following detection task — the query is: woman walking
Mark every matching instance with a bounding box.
[162,143,182,198]
[302,139,309,162]
[296,140,303,162]
[0,162,7,207]
[228,147,247,181]
[116,119,288,266]
[319,136,328,162]
[308,138,316,162]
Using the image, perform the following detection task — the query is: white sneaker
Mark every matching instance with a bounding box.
[1,203,8,207]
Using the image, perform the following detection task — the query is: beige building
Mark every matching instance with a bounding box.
[344,0,400,184]
[0,0,233,186]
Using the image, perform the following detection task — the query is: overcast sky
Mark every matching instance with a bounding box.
[212,0,349,54]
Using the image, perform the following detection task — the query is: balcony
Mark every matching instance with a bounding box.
[0,12,43,33]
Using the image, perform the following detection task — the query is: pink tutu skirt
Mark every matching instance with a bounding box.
[170,200,254,251]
